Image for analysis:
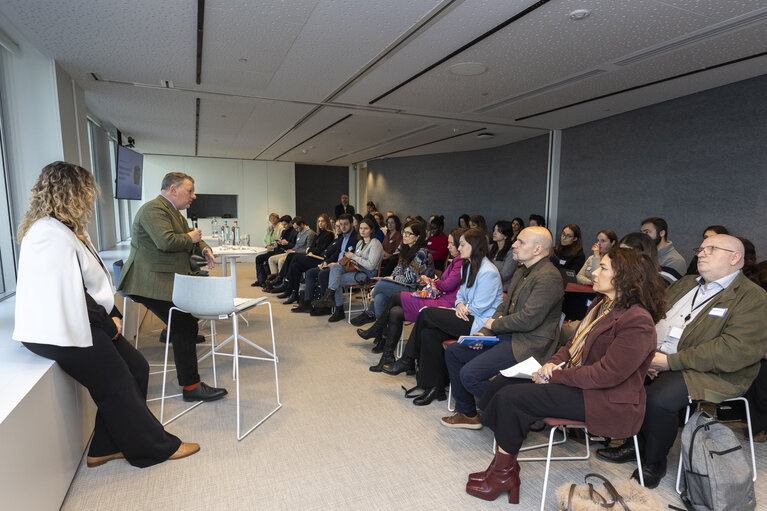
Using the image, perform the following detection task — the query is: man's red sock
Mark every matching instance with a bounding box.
[184,382,201,391]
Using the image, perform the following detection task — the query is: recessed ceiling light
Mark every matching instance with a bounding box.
[569,9,591,20]
[448,62,488,76]
[477,133,495,139]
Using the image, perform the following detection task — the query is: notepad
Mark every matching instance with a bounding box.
[500,356,542,379]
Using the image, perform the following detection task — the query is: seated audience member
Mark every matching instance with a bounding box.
[253,215,294,287]
[469,214,489,236]
[353,213,364,234]
[373,211,387,235]
[458,214,471,229]
[427,216,449,271]
[386,210,395,219]
[369,214,385,243]
[265,216,315,290]
[640,217,686,278]
[686,225,728,275]
[351,220,433,326]
[440,226,564,426]
[13,162,199,468]
[382,228,505,405]
[380,214,403,276]
[312,217,383,322]
[551,223,586,271]
[364,228,465,370]
[334,193,355,218]
[489,220,518,290]
[528,214,545,228]
[596,234,767,488]
[619,231,680,284]
[467,248,665,503]
[577,229,618,284]
[510,217,524,243]
[273,214,334,300]
[264,212,283,248]
[366,201,377,216]
[291,214,358,313]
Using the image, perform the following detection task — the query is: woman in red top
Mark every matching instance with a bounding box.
[426,215,449,271]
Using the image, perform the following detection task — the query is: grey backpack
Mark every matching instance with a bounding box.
[678,410,755,511]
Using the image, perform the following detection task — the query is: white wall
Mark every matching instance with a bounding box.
[142,155,295,244]
[0,12,64,227]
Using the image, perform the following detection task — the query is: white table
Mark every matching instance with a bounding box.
[212,246,267,296]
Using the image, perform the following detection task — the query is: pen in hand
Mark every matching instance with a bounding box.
[543,361,566,382]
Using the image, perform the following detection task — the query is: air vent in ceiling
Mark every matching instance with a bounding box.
[474,68,607,113]
[87,72,102,81]
[160,79,174,88]
[615,9,767,67]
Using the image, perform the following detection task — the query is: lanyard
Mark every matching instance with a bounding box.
[684,285,719,322]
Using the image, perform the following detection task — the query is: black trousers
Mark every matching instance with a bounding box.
[255,249,278,283]
[479,376,585,454]
[23,330,181,468]
[639,370,689,465]
[287,254,323,294]
[403,307,473,389]
[278,252,297,279]
[745,360,767,434]
[130,295,200,386]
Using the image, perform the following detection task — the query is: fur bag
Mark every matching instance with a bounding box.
[557,473,661,511]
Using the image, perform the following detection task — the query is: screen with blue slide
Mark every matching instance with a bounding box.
[115,145,143,199]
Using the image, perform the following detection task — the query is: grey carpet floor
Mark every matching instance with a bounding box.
[62,262,767,510]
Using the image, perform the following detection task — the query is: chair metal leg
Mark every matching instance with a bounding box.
[158,307,203,426]
[633,435,644,486]
[447,384,455,412]
[233,301,282,440]
[539,426,559,511]
[676,403,692,494]
[729,396,757,482]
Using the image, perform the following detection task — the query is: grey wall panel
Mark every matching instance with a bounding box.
[295,164,348,226]
[366,135,549,230]
[558,73,767,263]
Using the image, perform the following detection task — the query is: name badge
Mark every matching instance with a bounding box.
[709,307,727,318]
[428,241,432,245]
[559,259,566,265]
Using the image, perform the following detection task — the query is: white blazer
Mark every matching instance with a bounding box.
[12,217,115,348]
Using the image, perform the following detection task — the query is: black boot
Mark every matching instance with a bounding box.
[383,356,416,376]
[371,334,386,353]
[312,289,335,309]
[282,291,298,304]
[356,322,384,341]
[369,352,396,372]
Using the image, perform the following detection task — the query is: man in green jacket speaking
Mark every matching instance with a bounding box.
[596,234,767,488]
[118,172,226,402]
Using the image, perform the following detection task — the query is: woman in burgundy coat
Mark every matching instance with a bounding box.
[465,247,667,504]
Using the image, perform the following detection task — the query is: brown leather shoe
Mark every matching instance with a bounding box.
[169,442,200,460]
[441,412,483,430]
[753,429,767,442]
[86,452,124,468]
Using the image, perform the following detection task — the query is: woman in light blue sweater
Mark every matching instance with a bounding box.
[383,228,503,405]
